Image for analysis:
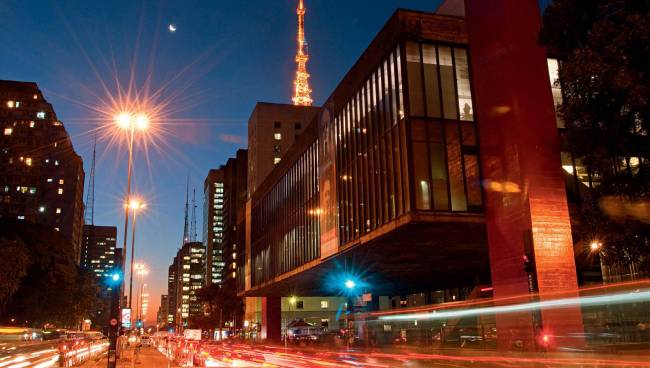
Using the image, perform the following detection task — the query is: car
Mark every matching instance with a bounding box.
[140,335,152,347]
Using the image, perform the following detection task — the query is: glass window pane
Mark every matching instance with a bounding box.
[406,42,424,117]
[428,123,449,211]
[445,123,467,211]
[438,46,458,120]
[460,122,476,146]
[396,45,405,120]
[413,141,431,210]
[547,58,564,128]
[464,155,482,208]
[422,44,441,118]
[454,48,474,121]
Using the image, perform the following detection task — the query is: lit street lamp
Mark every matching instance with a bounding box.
[125,199,146,313]
[114,112,149,309]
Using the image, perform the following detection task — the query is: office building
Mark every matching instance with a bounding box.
[203,169,225,285]
[246,102,320,197]
[81,225,118,277]
[167,257,178,329]
[169,241,205,330]
[157,295,169,330]
[0,80,85,262]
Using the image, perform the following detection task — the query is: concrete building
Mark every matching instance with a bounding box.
[157,295,169,330]
[0,80,85,262]
[246,102,320,197]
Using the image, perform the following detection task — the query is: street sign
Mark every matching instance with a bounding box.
[121,308,131,328]
[110,318,118,326]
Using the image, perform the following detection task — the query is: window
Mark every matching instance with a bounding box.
[39,206,45,213]
[438,46,458,120]
[422,44,441,118]
[320,300,329,309]
[29,121,35,128]
[59,179,64,185]
[4,128,12,135]
[547,58,564,128]
[321,319,329,327]
[274,157,281,164]
[58,188,63,195]
[29,187,36,194]
[295,301,304,309]
[17,215,25,220]
[36,112,46,119]
[274,121,281,128]
[47,178,53,182]
[6,101,15,108]
[25,157,32,166]
[455,48,474,121]
[406,42,424,117]
[274,133,282,140]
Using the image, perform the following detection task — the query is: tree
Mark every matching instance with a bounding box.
[0,219,101,327]
[0,238,30,310]
[194,280,243,336]
[540,0,650,271]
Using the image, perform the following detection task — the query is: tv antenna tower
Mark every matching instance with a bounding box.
[190,188,197,242]
[182,176,190,244]
[292,0,313,106]
[84,136,96,225]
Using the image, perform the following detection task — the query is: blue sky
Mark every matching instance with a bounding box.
[0,0,550,320]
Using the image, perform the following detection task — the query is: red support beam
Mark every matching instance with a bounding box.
[464,0,584,350]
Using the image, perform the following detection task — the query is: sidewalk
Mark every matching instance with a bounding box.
[80,346,175,368]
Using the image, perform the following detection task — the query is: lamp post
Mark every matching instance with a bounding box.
[114,113,149,309]
[344,279,357,350]
[125,200,146,316]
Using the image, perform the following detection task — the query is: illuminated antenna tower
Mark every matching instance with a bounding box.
[291,0,313,106]
[84,136,96,225]
[182,176,189,244]
[190,188,197,242]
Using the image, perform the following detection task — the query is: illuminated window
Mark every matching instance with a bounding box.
[320,300,329,309]
[54,160,59,166]
[273,133,282,140]
[58,188,63,195]
[17,215,25,220]
[58,179,64,185]
[3,128,12,135]
[36,112,46,119]
[33,94,38,100]
[29,121,35,128]
[274,157,281,164]
[25,157,32,166]
[47,178,53,182]
[38,206,45,213]
[6,101,15,108]
[29,187,36,194]
[56,208,61,214]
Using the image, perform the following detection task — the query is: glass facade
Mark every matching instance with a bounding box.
[251,141,320,286]
[248,41,483,286]
[404,41,482,214]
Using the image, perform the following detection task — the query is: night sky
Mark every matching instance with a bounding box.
[0,0,549,322]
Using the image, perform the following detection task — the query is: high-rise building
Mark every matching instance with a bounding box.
[170,241,205,330]
[167,257,178,329]
[0,80,85,262]
[203,169,225,285]
[222,149,248,288]
[81,225,118,277]
[247,102,320,197]
[157,295,169,330]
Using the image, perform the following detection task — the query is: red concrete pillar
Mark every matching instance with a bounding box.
[464,0,584,350]
[261,296,281,341]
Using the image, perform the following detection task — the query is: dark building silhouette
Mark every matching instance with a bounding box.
[0,80,85,262]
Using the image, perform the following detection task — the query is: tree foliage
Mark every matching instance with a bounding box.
[540,0,650,268]
[0,219,101,328]
[192,280,242,331]
[0,238,30,310]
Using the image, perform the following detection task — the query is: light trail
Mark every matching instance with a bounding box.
[378,289,650,321]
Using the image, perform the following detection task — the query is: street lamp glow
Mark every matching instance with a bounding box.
[345,280,356,289]
[590,241,602,252]
[289,296,297,304]
[126,199,146,210]
[115,112,132,129]
[135,114,149,130]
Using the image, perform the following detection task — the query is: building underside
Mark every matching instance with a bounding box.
[244,215,489,297]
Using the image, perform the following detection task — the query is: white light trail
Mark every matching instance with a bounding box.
[379,290,650,321]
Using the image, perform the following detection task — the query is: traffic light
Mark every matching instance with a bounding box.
[523,254,534,273]
[107,271,122,285]
[136,320,143,328]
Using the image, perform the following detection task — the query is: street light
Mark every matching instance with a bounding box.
[345,280,356,289]
[114,112,149,311]
[125,199,146,313]
[590,241,603,252]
